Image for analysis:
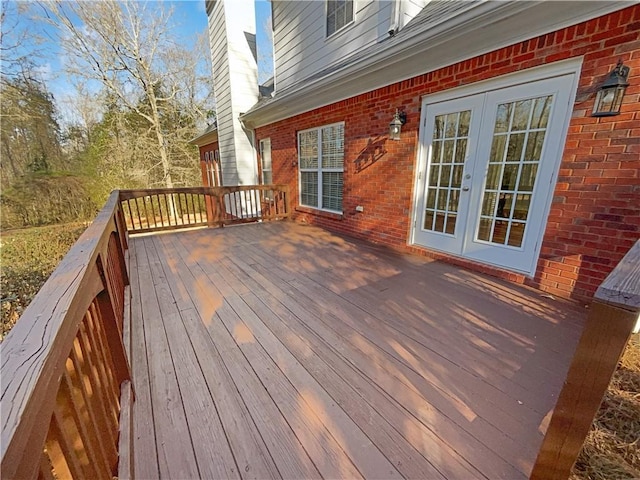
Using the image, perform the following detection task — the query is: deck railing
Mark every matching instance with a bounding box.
[2,183,635,480]
[531,240,640,479]
[0,184,291,479]
[0,191,133,479]
[119,185,291,234]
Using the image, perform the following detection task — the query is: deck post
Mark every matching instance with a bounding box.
[530,240,640,480]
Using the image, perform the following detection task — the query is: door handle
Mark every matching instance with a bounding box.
[462,186,470,191]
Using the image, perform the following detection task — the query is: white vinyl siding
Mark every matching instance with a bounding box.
[298,123,344,213]
[273,0,385,92]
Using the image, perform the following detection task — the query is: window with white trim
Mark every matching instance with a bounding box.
[298,123,344,213]
[259,138,272,185]
[326,0,354,37]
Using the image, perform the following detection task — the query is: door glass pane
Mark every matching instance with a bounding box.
[423,110,471,235]
[512,99,533,131]
[531,96,552,128]
[458,111,471,136]
[506,133,526,161]
[490,135,506,162]
[494,103,512,133]
[524,131,545,161]
[442,140,454,163]
[445,214,456,234]
[476,94,553,248]
[508,222,526,247]
[432,141,442,163]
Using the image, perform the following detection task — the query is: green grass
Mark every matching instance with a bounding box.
[0,223,87,340]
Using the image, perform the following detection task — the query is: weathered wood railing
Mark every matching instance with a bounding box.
[0,184,290,478]
[531,240,640,479]
[0,191,133,479]
[119,184,291,234]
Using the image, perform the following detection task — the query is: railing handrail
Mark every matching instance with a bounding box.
[119,184,290,198]
[531,238,640,480]
[119,184,292,235]
[0,190,130,478]
[594,239,640,311]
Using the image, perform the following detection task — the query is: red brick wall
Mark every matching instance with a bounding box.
[256,5,640,300]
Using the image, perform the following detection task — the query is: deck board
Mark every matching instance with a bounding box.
[128,221,585,479]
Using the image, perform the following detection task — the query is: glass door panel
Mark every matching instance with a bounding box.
[422,110,471,235]
[475,95,551,248]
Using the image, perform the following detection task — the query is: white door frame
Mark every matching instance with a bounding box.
[410,57,582,276]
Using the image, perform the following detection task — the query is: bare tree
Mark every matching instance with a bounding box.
[40,0,212,193]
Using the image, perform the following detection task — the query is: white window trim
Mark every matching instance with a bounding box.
[325,0,355,40]
[298,121,345,214]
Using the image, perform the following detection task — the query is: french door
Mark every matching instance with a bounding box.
[412,73,576,274]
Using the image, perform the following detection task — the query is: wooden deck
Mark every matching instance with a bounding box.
[126,221,586,480]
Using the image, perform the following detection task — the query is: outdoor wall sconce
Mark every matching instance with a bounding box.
[389,109,407,140]
[592,60,630,117]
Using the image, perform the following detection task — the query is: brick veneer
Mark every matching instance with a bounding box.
[255,5,640,300]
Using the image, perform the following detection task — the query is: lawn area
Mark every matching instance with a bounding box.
[0,223,87,340]
[0,222,637,478]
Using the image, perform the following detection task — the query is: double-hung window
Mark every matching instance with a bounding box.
[326,0,354,37]
[298,123,344,213]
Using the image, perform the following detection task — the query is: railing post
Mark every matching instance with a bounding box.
[530,240,640,480]
[205,188,216,228]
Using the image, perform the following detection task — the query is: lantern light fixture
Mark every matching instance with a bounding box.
[389,109,407,140]
[592,60,630,117]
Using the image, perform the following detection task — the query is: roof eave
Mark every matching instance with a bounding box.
[241,1,628,129]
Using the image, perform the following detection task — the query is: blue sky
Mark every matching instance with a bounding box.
[2,0,273,120]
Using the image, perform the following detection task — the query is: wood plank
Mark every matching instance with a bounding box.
[75,324,119,462]
[69,340,118,470]
[143,237,240,480]
[595,239,640,309]
[44,415,74,480]
[120,222,589,480]
[151,236,281,480]
[175,233,430,479]
[55,374,96,479]
[238,228,579,410]
[135,237,200,479]
[62,360,110,477]
[117,380,134,480]
[222,293,402,479]
[78,318,119,444]
[50,405,85,479]
[38,453,55,480]
[128,241,160,480]
[171,230,478,477]
[217,252,483,479]
[240,290,448,480]
[151,234,321,479]
[530,301,638,480]
[223,247,526,479]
